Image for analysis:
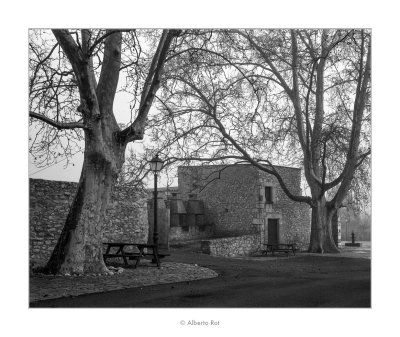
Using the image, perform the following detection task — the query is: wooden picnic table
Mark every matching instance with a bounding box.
[103,242,163,268]
[262,243,296,256]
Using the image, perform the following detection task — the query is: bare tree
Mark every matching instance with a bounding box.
[144,29,371,253]
[29,29,181,275]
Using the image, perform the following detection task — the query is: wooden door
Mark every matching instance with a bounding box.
[267,219,279,244]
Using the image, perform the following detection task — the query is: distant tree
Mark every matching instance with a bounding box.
[29,29,181,275]
[340,207,371,241]
[145,29,371,253]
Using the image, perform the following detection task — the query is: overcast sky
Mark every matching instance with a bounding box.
[29,75,146,183]
[6,1,400,335]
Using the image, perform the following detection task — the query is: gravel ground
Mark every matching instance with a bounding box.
[30,261,218,303]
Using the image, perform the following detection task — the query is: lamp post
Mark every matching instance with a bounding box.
[149,154,164,249]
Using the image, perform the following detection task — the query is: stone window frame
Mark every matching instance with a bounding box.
[260,182,276,205]
[265,186,273,204]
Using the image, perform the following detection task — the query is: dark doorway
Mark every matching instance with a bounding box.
[267,219,279,244]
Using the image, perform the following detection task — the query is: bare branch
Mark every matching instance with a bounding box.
[118,29,182,144]
[87,29,131,56]
[96,30,122,111]
[30,112,86,130]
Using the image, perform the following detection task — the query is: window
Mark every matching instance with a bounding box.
[195,214,204,226]
[179,214,187,227]
[170,214,180,227]
[265,186,273,204]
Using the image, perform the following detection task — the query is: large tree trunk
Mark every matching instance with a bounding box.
[38,29,179,275]
[44,150,124,275]
[44,127,126,275]
[308,198,340,253]
[331,209,339,246]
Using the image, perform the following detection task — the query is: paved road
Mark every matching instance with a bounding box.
[31,250,370,308]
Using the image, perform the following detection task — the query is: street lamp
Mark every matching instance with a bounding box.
[149,154,164,249]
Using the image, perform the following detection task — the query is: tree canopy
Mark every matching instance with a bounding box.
[29,29,181,274]
[138,29,371,252]
[29,29,371,270]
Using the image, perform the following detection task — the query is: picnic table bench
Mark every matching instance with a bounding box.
[103,242,170,268]
[262,243,296,256]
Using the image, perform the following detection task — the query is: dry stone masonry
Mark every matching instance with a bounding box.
[201,234,261,257]
[30,179,148,265]
[30,163,312,263]
[178,164,311,254]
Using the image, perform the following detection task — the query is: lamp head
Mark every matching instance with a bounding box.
[149,154,163,173]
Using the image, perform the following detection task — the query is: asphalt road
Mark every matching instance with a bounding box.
[31,250,370,308]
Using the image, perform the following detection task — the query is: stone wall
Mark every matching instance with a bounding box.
[178,165,260,237]
[201,234,261,257]
[30,179,148,264]
[178,164,311,250]
[167,194,215,242]
[257,168,311,251]
[170,224,214,242]
[147,197,170,249]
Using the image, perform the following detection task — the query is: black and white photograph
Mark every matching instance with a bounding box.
[28,26,372,307]
[2,1,400,336]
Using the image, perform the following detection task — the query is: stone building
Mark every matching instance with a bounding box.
[146,188,213,247]
[30,163,312,262]
[147,189,172,249]
[176,164,311,254]
[168,193,213,242]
